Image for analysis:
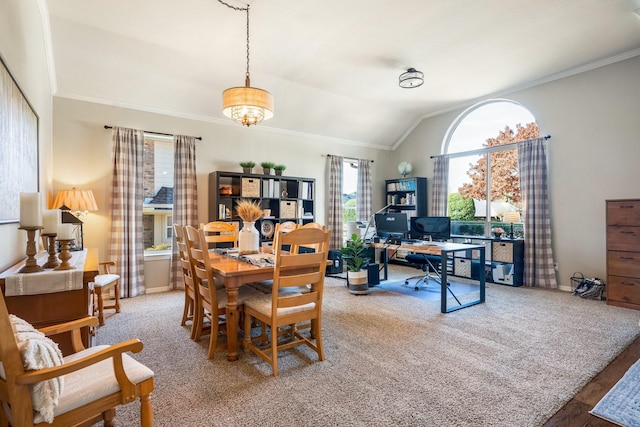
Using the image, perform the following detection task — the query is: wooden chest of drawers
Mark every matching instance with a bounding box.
[606,199,640,310]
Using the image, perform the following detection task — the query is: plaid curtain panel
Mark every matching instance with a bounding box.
[327,156,343,250]
[170,135,199,290]
[356,159,372,222]
[432,155,449,216]
[517,138,557,288]
[108,127,146,297]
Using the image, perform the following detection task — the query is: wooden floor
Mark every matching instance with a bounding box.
[543,334,640,426]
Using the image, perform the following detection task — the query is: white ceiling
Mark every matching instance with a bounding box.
[45,0,640,149]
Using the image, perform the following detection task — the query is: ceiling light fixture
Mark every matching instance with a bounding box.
[399,68,424,88]
[219,0,274,127]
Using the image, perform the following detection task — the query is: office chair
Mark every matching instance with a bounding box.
[404,253,461,305]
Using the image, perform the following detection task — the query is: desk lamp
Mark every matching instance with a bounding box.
[504,211,521,239]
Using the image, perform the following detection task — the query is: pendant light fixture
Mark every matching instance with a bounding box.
[399,68,424,88]
[219,0,274,127]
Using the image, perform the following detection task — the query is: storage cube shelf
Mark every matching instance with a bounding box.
[209,171,316,242]
[384,177,427,217]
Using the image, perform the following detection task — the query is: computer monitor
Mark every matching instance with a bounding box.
[374,213,409,239]
[410,216,451,241]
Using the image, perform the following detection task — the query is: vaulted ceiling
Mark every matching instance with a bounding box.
[45,0,640,149]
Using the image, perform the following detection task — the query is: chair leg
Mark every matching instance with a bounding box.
[95,287,105,326]
[103,408,116,427]
[181,291,190,326]
[114,281,121,313]
[270,327,279,377]
[140,393,153,427]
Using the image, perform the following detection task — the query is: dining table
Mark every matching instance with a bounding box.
[207,250,279,361]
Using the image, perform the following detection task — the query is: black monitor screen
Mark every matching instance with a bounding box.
[375,213,409,238]
[410,216,451,241]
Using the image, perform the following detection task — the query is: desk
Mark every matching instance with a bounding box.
[371,242,486,313]
[0,249,99,354]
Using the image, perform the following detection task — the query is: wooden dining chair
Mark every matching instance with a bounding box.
[184,225,261,358]
[92,261,121,326]
[200,221,239,249]
[0,291,154,427]
[243,226,330,376]
[174,224,199,339]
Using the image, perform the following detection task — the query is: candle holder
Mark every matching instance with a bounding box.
[54,239,75,271]
[18,227,44,273]
[41,233,60,268]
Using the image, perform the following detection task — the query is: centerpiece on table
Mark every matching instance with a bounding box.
[236,199,263,254]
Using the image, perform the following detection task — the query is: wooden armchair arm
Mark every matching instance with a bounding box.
[15,339,144,402]
[38,316,99,336]
[99,261,115,274]
[38,316,99,353]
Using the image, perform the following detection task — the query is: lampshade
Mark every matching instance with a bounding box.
[52,188,98,213]
[399,68,424,88]
[504,211,521,223]
[222,77,274,127]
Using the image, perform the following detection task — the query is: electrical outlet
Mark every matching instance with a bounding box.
[553,262,558,271]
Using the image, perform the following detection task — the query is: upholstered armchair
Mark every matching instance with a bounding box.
[0,292,154,426]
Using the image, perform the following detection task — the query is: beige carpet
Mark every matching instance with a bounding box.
[96,267,640,426]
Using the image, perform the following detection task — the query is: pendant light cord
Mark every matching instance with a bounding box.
[218,1,251,80]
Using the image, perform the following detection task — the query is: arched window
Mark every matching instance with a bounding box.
[443,99,538,237]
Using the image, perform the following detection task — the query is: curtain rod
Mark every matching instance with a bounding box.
[104,125,202,141]
[325,154,374,163]
[430,134,550,159]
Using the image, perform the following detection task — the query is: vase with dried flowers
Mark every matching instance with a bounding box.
[236,199,263,254]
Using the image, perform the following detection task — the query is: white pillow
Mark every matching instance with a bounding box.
[9,314,64,424]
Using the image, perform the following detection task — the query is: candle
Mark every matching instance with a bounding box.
[58,223,74,240]
[42,209,61,234]
[19,192,43,227]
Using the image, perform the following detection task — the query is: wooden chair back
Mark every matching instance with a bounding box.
[200,221,238,248]
[243,226,331,376]
[184,225,226,356]
[174,224,198,338]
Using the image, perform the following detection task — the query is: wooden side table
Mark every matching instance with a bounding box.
[0,248,99,354]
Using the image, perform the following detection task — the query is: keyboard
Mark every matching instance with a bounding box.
[401,238,420,244]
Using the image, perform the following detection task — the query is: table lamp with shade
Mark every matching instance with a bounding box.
[503,211,521,239]
[52,188,98,250]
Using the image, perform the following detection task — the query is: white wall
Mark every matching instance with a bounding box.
[52,98,389,262]
[0,0,53,271]
[389,55,640,288]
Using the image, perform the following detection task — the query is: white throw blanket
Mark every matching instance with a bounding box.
[10,314,64,424]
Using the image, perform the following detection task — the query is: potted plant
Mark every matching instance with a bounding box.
[274,164,286,176]
[261,161,275,175]
[340,233,371,295]
[240,161,255,174]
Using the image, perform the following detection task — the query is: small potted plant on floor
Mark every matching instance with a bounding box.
[274,164,286,176]
[261,161,275,175]
[240,161,255,174]
[340,233,370,295]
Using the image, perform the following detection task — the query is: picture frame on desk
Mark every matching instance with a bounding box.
[0,54,39,224]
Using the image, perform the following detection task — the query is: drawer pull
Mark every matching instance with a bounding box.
[620,205,636,209]
[621,282,637,286]
[620,231,636,234]
[619,256,637,260]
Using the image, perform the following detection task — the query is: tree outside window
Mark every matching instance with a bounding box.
[445,101,538,237]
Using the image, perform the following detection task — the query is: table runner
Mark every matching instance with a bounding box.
[211,248,275,267]
[3,250,86,296]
